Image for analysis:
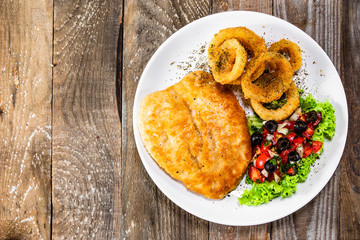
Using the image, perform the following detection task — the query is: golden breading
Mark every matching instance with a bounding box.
[138,71,252,199]
[208,27,267,85]
[250,81,300,121]
[269,39,302,72]
[239,52,293,103]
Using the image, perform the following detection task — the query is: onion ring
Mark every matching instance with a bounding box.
[208,27,267,84]
[269,39,302,72]
[250,81,300,121]
[209,39,247,84]
[238,52,293,103]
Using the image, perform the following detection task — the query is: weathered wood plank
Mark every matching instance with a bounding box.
[122,0,210,239]
[0,1,53,239]
[209,2,272,240]
[212,0,272,13]
[52,0,122,239]
[340,0,360,239]
[272,0,341,239]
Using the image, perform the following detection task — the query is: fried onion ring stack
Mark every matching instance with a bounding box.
[238,51,293,102]
[208,27,303,121]
[239,40,302,120]
[208,27,267,84]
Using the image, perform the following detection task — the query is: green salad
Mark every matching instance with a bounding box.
[238,93,336,206]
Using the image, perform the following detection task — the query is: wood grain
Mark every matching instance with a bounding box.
[0,1,53,239]
[0,0,356,239]
[212,0,272,13]
[52,0,122,239]
[340,0,360,239]
[272,1,342,239]
[209,2,272,240]
[122,1,210,239]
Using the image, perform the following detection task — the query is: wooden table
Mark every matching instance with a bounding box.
[0,0,358,239]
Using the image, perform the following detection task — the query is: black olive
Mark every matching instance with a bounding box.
[306,110,318,123]
[264,161,276,173]
[251,132,263,147]
[288,151,301,162]
[277,137,290,151]
[294,120,307,134]
[264,120,278,134]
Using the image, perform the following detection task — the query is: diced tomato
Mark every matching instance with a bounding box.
[312,140,323,153]
[280,149,290,165]
[302,124,314,139]
[284,121,295,131]
[248,165,265,183]
[287,166,296,176]
[313,112,322,126]
[255,152,269,169]
[303,141,313,158]
[293,136,305,147]
[286,132,296,142]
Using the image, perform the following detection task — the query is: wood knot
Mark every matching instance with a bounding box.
[0,220,33,240]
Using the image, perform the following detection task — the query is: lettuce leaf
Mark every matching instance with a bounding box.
[301,95,336,143]
[238,180,283,206]
[238,153,319,205]
[247,114,263,135]
[313,101,336,141]
[300,94,317,112]
[296,153,319,182]
[263,97,287,110]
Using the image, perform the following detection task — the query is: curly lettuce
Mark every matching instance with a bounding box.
[238,153,319,205]
[247,114,263,135]
[239,94,336,206]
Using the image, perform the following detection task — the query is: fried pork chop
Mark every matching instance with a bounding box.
[138,71,252,199]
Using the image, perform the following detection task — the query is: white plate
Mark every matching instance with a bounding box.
[132,11,348,226]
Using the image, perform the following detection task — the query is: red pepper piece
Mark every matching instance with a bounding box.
[303,141,313,158]
[286,132,296,142]
[261,141,271,150]
[302,124,314,139]
[293,136,305,148]
[287,166,296,176]
[312,140,323,153]
[284,121,295,131]
[280,149,290,165]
